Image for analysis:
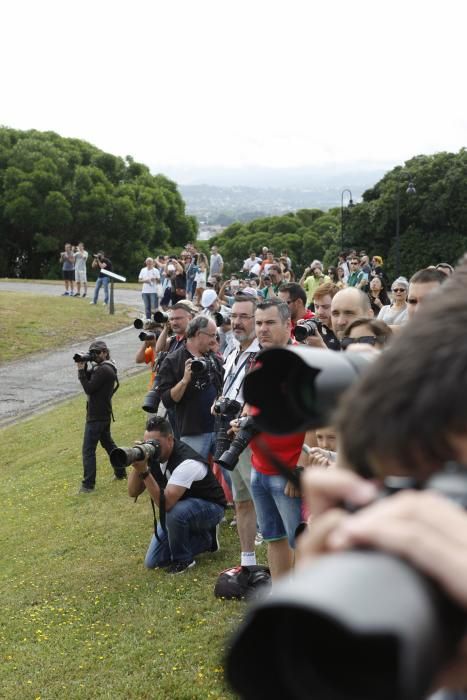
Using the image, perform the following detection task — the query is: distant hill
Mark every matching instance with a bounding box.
[154,162,393,224]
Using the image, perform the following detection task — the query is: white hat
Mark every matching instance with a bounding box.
[241,287,258,298]
[201,289,218,308]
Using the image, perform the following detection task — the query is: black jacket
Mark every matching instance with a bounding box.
[157,347,223,436]
[78,360,118,422]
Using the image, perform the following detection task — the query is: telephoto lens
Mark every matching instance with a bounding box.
[134,318,145,329]
[73,352,92,363]
[110,440,161,469]
[293,319,320,342]
[191,358,208,375]
[154,311,169,324]
[138,331,155,342]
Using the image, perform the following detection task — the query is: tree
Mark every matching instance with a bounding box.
[0,127,194,279]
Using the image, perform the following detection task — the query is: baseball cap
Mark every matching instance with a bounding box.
[201,289,218,308]
[89,340,109,353]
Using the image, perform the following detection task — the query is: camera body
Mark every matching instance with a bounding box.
[293,318,322,342]
[110,439,161,469]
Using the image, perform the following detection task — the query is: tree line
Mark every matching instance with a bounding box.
[0,127,197,279]
[211,149,467,279]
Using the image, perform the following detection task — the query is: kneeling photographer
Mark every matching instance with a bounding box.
[123,416,226,574]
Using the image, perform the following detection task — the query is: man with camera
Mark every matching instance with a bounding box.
[278,282,314,330]
[157,316,223,460]
[90,251,112,305]
[127,416,226,574]
[76,340,125,493]
[248,299,305,580]
[218,295,260,567]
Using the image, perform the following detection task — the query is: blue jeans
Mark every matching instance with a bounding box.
[144,497,225,567]
[93,276,110,304]
[250,470,302,548]
[142,292,158,319]
[82,420,123,488]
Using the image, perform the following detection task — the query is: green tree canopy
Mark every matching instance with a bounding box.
[0,127,196,278]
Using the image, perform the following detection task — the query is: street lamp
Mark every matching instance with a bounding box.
[395,172,416,277]
[340,189,354,250]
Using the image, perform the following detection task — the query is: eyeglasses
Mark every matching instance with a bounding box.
[199,331,217,338]
[231,314,255,321]
[341,336,379,349]
[392,288,406,293]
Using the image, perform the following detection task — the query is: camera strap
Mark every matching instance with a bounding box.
[150,489,167,542]
[223,352,257,398]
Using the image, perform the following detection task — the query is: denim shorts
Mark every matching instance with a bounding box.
[250,469,302,548]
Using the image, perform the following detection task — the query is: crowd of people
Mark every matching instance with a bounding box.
[75,240,467,695]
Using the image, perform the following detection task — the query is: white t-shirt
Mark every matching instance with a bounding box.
[74,250,88,273]
[162,458,207,488]
[139,266,161,294]
[243,257,261,272]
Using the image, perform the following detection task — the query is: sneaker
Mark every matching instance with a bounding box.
[230,518,237,528]
[73,292,80,297]
[62,292,70,296]
[102,302,108,306]
[255,531,264,546]
[82,293,87,298]
[89,301,96,305]
[165,560,196,574]
[112,473,127,481]
[209,524,220,553]
[78,485,95,494]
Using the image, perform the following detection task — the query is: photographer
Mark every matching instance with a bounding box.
[90,251,112,305]
[296,468,467,698]
[128,416,226,574]
[219,295,260,567]
[278,282,314,332]
[157,316,223,460]
[76,341,125,493]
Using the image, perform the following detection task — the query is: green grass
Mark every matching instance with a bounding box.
[0,373,257,699]
[0,292,135,362]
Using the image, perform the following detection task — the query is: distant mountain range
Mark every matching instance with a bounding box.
[153,162,395,225]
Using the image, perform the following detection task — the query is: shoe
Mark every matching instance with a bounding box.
[102,302,108,306]
[78,485,95,494]
[209,524,220,553]
[155,560,171,570]
[82,293,87,298]
[73,292,80,297]
[112,473,127,481]
[165,560,196,574]
[255,531,264,546]
[62,292,70,296]
[230,518,237,528]
[89,301,96,305]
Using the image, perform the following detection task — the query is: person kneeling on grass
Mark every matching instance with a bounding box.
[128,416,226,574]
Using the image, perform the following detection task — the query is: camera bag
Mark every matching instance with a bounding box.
[214,565,271,600]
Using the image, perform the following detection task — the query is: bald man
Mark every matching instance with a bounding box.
[330,288,373,340]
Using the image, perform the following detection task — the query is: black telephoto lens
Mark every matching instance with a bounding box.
[154,311,169,324]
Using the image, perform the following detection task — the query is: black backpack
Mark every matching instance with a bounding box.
[214,565,271,600]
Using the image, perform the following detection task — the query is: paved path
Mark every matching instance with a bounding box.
[0,281,148,427]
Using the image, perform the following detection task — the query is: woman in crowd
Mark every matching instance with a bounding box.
[194,253,208,305]
[341,317,392,351]
[328,266,346,289]
[377,276,409,326]
[368,275,390,316]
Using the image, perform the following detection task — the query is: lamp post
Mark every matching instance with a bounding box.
[395,172,416,277]
[340,189,354,250]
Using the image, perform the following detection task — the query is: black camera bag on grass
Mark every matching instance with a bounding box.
[214,565,271,600]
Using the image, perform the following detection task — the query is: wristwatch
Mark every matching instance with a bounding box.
[139,469,151,480]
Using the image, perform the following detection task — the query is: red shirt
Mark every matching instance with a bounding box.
[291,308,315,331]
[250,431,305,476]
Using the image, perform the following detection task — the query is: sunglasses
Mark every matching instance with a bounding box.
[341,336,379,349]
[392,288,406,293]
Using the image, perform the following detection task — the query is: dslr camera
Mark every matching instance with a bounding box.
[142,351,168,413]
[217,415,259,471]
[110,439,161,469]
[212,398,242,461]
[73,348,101,363]
[292,318,322,342]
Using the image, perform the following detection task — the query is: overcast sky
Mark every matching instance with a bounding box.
[2,0,466,178]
